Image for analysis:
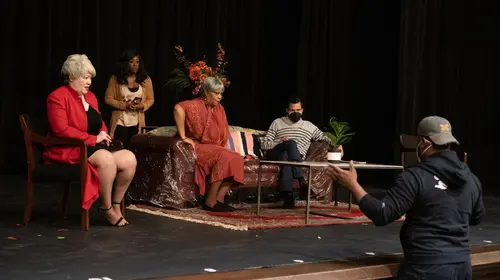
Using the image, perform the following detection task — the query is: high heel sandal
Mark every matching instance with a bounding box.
[112,201,129,225]
[98,205,127,227]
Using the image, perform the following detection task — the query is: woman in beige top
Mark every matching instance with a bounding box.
[105,50,154,148]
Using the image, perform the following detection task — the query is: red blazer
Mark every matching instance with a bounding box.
[43,85,108,163]
[43,85,108,210]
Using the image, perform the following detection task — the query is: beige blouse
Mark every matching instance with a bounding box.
[104,75,154,137]
[117,85,143,127]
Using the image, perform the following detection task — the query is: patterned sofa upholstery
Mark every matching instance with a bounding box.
[127,126,334,209]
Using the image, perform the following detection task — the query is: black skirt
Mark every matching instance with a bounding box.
[87,145,122,157]
[86,106,123,157]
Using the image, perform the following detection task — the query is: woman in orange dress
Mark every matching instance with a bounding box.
[173,77,244,212]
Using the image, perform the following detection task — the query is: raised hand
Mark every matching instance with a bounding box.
[326,160,358,186]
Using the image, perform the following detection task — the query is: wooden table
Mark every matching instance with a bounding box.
[256,160,404,224]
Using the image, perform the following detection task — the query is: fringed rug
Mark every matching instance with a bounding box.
[127,202,397,231]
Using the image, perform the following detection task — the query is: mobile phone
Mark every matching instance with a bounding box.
[133,97,142,104]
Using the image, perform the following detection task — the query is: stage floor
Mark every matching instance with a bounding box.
[1,174,499,280]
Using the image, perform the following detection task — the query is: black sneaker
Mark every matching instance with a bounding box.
[299,178,310,200]
[281,192,295,209]
[202,202,230,212]
[217,201,236,212]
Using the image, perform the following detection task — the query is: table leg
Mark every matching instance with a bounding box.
[306,166,312,224]
[257,162,262,216]
[348,191,352,210]
[334,181,338,206]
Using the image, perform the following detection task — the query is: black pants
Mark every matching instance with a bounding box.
[114,125,139,149]
[397,260,472,280]
[266,141,303,192]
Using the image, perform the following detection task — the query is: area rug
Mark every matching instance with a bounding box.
[127,202,397,231]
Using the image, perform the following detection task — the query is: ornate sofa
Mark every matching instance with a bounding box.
[127,126,334,209]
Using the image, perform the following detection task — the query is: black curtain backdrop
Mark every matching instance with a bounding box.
[398,0,500,188]
[1,0,496,187]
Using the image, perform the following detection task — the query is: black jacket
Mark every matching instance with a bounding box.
[359,150,484,264]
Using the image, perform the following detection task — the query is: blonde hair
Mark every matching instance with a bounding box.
[61,54,96,81]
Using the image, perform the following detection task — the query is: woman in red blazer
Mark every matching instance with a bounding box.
[43,54,137,227]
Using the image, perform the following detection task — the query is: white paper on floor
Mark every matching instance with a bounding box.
[293,260,304,263]
[204,268,217,272]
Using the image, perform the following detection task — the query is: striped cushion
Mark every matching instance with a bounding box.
[226,131,258,159]
[253,134,265,159]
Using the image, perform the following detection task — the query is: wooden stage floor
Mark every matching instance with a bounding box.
[1,174,499,280]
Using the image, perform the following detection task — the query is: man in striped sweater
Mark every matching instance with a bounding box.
[261,97,340,209]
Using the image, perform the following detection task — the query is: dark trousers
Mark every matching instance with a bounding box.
[266,141,303,192]
[397,260,472,280]
[114,125,139,149]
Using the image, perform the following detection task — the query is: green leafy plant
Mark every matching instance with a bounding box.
[165,68,192,92]
[324,117,355,148]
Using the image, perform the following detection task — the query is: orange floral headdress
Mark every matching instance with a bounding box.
[167,44,230,95]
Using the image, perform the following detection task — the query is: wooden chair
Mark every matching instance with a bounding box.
[399,134,467,168]
[19,114,124,231]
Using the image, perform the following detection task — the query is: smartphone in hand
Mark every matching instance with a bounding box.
[132,97,142,105]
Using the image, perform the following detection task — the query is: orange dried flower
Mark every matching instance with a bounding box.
[172,43,230,95]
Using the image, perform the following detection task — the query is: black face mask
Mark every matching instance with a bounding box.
[288,112,302,123]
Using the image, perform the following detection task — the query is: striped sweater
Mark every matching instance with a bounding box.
[261,117,333,158]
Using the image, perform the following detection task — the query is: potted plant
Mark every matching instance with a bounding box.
[324,117,355,162]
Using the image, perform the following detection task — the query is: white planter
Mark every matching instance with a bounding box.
[327,151,342,162]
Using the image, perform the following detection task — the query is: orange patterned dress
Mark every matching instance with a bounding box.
[178,98,244,195]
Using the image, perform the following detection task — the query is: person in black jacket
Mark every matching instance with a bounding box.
[327,116,484,280]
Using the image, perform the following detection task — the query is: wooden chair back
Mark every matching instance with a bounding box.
[400,134,420,168]
[20,114,50,167]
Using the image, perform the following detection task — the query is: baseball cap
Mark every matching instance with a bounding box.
[417,116,459,145]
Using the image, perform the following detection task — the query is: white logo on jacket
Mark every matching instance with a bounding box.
[434,175,448,190]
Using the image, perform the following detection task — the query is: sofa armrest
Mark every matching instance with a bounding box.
[130,134,196,173]
[130,134,182,149]
[305,141,331,161]
[128,134,198,208]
